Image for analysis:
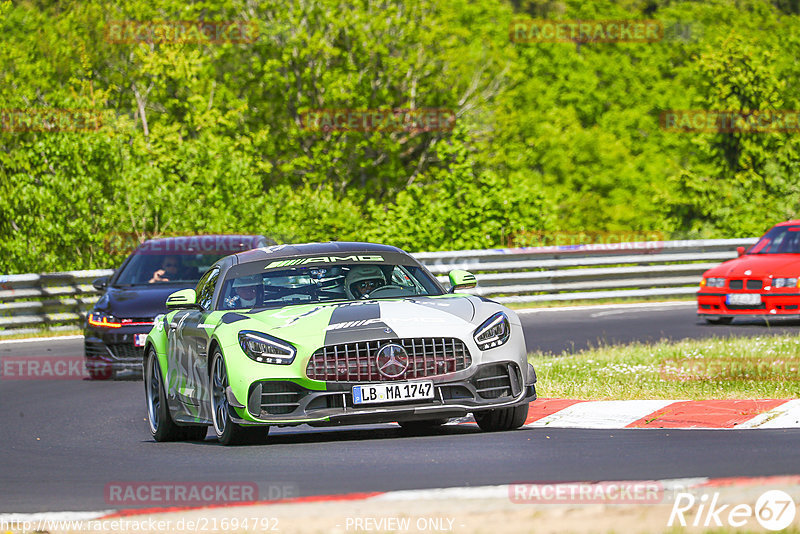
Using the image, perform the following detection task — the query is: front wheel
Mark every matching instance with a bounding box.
[145,348,207,441]
[211,350,269,446]
[474,403,529,432]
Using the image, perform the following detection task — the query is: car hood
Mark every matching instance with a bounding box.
[95,284,194,319]
[705,254,800,278]
[222,295,506,345]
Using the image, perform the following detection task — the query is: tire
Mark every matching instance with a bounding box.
[145,348,181,441]
[705,317,733,325]
[474,403,529,432]
[210,350,269,446]
[145,348,207,442]
[85,358,112,380]
[398,418,449,432]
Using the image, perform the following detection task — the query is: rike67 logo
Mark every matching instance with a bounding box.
[669,490,797,531]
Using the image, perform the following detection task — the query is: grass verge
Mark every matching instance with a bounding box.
[0,328,83,341]
[530,334,800,400]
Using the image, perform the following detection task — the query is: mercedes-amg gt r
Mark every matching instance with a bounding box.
[143,242,537,445]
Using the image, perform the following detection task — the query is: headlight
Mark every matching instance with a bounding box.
[703,277,725,288]
[87,312,122,328]
[773,278,798,288]
[238,331,296,365]
[473,312,510,351]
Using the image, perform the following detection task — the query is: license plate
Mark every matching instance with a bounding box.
[352,381,434,405]
[133,334,148,347]
[727,293,762,306]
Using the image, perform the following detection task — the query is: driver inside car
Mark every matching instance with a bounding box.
[344,265,386,299]
[148,255,182,283]
[224,275,261,309]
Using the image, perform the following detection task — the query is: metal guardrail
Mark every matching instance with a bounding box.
[0,238,757,335]
[414,238,758,303]
[0,270,113,335]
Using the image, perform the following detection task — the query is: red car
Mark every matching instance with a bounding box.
[698,221,800,324]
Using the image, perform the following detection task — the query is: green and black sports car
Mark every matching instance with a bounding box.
[144,242,537,445]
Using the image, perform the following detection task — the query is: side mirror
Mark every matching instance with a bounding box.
[448,270,477,293]
[166,289,200,309]
[736,246,745,257]
[92,276,109,291]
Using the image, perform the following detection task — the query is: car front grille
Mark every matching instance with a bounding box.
[472,364,519,400]
[106,343,144,362]
[250,381,305,416]
[729,279,762,290]
[306,338,472,382]
[84,342,110,359]
[727,304,767,310]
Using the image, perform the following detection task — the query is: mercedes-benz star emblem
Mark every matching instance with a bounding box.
[375,343,409,379]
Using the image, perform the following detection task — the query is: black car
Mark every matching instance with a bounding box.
[84,235,272,379]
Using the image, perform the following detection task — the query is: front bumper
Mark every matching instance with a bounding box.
[84,325,151,374]
[229,361,537,426]
[697,291,800,318]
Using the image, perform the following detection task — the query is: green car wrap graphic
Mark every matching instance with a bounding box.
[143,242,536,442]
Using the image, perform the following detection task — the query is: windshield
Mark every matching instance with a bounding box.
[218,263,442,310]
[746,225,800,255]
[114,252,227,286]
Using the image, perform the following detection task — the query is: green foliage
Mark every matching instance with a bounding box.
[531,334,800,400]
[668,33,800,237]
[1,0,799,273]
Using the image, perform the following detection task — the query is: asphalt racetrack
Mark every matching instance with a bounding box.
[2,302,799,513]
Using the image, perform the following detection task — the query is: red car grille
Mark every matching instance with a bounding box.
[729,279,763,290]
[306,338,471,382]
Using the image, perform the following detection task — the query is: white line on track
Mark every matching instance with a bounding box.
[0,334,83,345]
[589,306,693,317]
[515,301,695,315]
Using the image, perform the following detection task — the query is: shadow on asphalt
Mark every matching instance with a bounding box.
[139,423,485,447]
